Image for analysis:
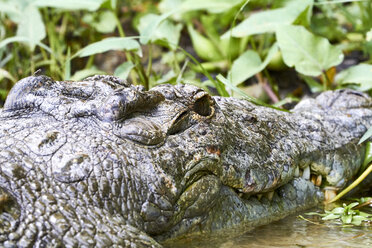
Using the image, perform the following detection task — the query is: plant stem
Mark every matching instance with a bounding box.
[179,48,229,97]
[30,51,35,74]
[134,54,149,90]
[321,71,331,91]
[173,50,180,73]
[112,10,146,86]
[114,13,125,37]
[328,162,372,203]
[146,44,153,78]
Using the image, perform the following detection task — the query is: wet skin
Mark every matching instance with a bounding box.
[0,75,371,247]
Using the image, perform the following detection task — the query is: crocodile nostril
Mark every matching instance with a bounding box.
[193,95,211,116]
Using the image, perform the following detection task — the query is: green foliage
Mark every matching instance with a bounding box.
[114,61,135,80]
[222,0,313,38]
[228,43,278,86]
[83,11,117,34]
[187,24,222,61]
[34,0,105,11]
[70,66,106,81]
[276,25,344,76]
[138,14,182,50]
[361,141,372,171]
[0,0,372,104]
[74,37,142,58]
[336,63,372,91]
[359,128,372,145]
[307,201,372,226]
[16,5,46,51]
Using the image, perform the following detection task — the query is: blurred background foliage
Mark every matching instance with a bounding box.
[0,0,372,105]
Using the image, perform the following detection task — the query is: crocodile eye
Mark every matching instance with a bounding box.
[193,94,211,116]
[168,111,190,135]
[97,89,164,122]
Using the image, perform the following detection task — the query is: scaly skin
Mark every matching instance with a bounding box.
[0,75,371,247]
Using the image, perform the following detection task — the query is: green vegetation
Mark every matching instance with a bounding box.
[1,0,371,92]
[306,199,372,226]
[1,0,372,94]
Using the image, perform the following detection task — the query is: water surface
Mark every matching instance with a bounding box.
[164,208,372,248]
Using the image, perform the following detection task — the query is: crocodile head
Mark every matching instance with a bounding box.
[0,75,371,246]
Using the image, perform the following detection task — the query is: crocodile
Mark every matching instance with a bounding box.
[0,75,371,247]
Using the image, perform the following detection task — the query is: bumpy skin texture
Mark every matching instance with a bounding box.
[0,75,371,247]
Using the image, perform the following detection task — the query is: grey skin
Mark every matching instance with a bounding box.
[0,75,371,247]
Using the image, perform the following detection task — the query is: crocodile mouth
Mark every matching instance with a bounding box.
[157,164,326,243]
[234,164,337,202]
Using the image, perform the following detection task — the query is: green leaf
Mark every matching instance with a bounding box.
[331,207,345,215]
[114,61,134,80]
[16,5,46,51]
[74,37,142,58]
[0,1,22,23]
[110,0,117,9]
[93,11,117,33]
[222,0,313,38]
[300,75,323,93]
[359,127,372,145]
[0,89,8,100]
[160,0,244,14]
[336,64,372,91]
[305,212,326,217]
[273,96,300,108]
[0,36,52,53]
[362,142,372,171]
[322,213,340,220]
[179,0,244,14]
[228,43,278,86]
[350,215,368,226]
[359,211,372,217]
[64,47,71,80]
[159,0,182,13]
[341,214,353,224]
[70,66,106,81]
[33,0,105,11]
[346,202,359,209]
[187,24,222,61]
[0,68,16,83]
[216,74,289,112]
[138,14,183,50]
[141,0,243,44]
[276,25,343,76]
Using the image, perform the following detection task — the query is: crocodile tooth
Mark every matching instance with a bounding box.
[257,194,263,200]
[315,175,322,186]
[265,191,274,201]
[310,174,317,184]
[324,189,337,202]
[302,166,310,180]
[294,167,300,177]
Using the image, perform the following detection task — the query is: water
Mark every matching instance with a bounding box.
[164,209,372,248]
